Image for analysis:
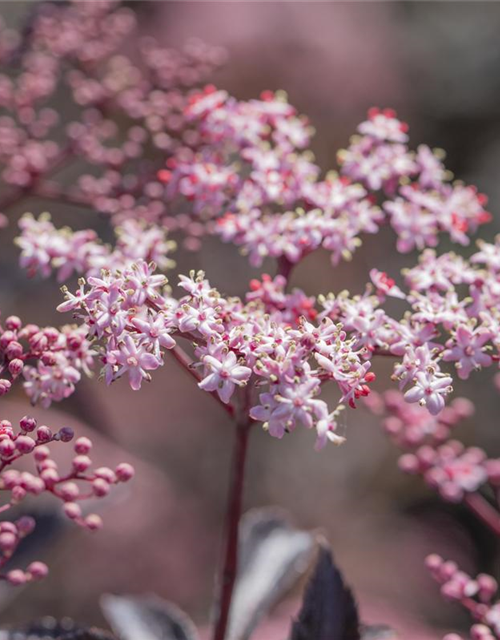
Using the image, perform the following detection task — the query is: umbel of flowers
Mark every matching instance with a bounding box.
[0,1,499,639]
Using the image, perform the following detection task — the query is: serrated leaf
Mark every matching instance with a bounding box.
[100,594,198,640]
[289,540,360,640]
[225,508,315,640]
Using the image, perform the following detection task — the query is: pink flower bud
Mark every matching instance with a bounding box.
[477,573,498,602]
[5,341,22,360]
[72,455,91,473]
[40,468,59,486]
[95,467,116,483]
[16,516,35,535]
[58,482,79,501]
[0,522,16,534]
[27,561,49,580]
[34,446,50,462]
[85,514,103,531]
[11,486,26,503]
[398,453,419,474]
[5,316,21,331]
[40,351,56,366]
[6,569,27,585]
[63,502,82,520]
[92,478,110,497]
[15,435,35,454]
[471,625,494,640]
[0,439,15,458]
[19,416,37,433]
[2,470,20,489]
[38,459,57,471]
[8,358,23,377]
[0,379,12,396]
[425,554,443,572]
[36,426,52,443]
[441,560,459,580]
[115,463,135,482]
[20,473,45,495]
[0,421,13,439]
[0,331,16,349]
[0,532,17,551]
[74,437,92,455]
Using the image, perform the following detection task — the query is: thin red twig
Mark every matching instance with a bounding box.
[212,418,252,640]
[464,492,500,536]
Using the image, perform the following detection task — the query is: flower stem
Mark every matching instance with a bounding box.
[277,255,294,283]
[212,418,252,640]
[464,493,500,536]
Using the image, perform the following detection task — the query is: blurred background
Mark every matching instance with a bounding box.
[2,2,500,638]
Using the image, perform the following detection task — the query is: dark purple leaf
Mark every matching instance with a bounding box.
[226,508,315,640]
[289,540,360,640]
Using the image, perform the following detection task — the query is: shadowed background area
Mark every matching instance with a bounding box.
[1,2,500,638]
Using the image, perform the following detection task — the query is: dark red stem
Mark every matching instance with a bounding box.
[212,419,252,640]
[464,493,500,536]
[276,255,294,283]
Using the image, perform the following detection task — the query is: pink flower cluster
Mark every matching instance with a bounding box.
[339,108,491,252]
[161,88,383,266]
[154,100,491,267]
[427,554,500,640]
[0,0,225,256]
[0,415,134,585]
[17,213,175,282]
[58,263,375,449]
[0,313,95,408]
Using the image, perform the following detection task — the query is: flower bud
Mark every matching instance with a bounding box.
[63,502,82,520]
[72,455,91,473]
[15,435,35,454]
[27,561,48,580]
[115,463,135,482]
[0,379,12,396]
[85,514,103,531]
[5,316,21,331]
[8,359,23,377]
[57,427,74,443]
[6,569,26,585]
[19,416,37,433]
[0,532,17,551]
[92,478,110,497]
[16,516,35,536]
[36,426,52,443]
[74,437,92,455]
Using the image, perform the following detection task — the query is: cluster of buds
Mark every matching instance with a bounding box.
[0,415,134,584]
[399,440,493,503]
[366,390,500,503]
[427,554,500,640]
[58,263,374,449]
[0,313,95,407]
[365,390,474,449]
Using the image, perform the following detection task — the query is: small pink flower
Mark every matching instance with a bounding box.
[199,350,251,404]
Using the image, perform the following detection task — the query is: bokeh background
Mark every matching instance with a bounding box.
[2,2,500,638]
